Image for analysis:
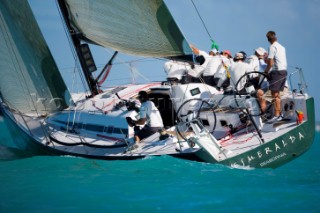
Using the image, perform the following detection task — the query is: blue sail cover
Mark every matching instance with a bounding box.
[64,0,192,58]
[0,0,71,113]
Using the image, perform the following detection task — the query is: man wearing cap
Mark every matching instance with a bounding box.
[229,52,251,94]
[247,47,268,113]
[264,31,287,122]
[127,91,164,150]
[212,50,232,89]
[248,47,268,73]
[222,50,233,62]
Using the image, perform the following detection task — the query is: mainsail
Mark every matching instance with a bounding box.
[62,0,192,58]
[0,0,71,113]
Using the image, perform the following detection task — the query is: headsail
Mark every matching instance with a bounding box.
[0,0,71,113]
[62,0,192,58]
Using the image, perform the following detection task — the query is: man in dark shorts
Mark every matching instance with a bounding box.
[264,31,287,122]
[127,91,164,149]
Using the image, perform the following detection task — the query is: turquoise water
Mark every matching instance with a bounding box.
[0,120,319,212]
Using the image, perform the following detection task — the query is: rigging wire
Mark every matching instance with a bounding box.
[55,0,92,134]
[190,0,212,40]
[58,58,162,72]
[55,0,90,97]
[93,48,152,85]
[190,0,219,50]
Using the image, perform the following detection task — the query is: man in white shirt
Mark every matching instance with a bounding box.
[129,91,164,146]
[164,60,192,81]
[164,59,203,83]
[229,52,250,94]
[263,31,287,122]
[213,53,232,89]
[247,47,268,112]
[190,45,231,89]
[247,47,267,74]
[190,45,218,86]
[222,50,233,62]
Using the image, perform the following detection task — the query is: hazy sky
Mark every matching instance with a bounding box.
[29,0,320,121]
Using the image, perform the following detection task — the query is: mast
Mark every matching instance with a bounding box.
[56,0,99,97]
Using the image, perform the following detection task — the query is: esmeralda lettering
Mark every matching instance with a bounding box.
[231,132,305,167]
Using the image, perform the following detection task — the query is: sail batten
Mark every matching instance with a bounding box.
[64,0,192,58]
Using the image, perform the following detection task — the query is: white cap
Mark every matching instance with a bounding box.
[235,52,244,60]
[210,48,218,54]
[255,47,266,56]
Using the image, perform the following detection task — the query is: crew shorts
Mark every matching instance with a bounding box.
[268,70,287,92]
[135,125,161,140]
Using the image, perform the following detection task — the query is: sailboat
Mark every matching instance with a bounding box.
[0,0,315,168]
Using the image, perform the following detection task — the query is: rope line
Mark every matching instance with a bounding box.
[191,0,212,40]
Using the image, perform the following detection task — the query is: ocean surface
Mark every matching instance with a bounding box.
[0,118,319,213]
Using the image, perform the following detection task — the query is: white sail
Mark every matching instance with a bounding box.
[0,0,71,113]
[64,0,192,58]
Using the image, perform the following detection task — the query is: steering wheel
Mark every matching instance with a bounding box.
[233,71,269,116]
[175,98,217,141]
[234,71,269,96]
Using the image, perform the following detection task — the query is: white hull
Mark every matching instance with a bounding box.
[0,72,315,167]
